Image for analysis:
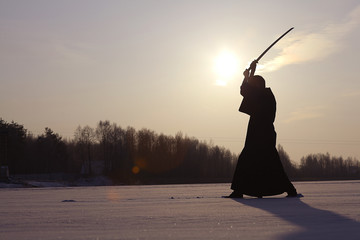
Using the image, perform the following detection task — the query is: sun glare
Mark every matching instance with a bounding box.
[214,50,239,86]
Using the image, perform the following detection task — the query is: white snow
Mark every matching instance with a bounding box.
[0,181,359,240]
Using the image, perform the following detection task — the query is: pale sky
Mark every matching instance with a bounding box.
[1,0,360,163]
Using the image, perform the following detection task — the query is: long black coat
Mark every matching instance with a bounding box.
[231,82,296,197]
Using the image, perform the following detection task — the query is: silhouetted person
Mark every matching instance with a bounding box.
[228,61,297,198]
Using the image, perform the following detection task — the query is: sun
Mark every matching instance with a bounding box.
[214,50,239,85]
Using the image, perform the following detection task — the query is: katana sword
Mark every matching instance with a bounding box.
[256,27,294,62]
[249,27,294,76]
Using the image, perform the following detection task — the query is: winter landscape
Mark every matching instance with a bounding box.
[2,1,360,239]
[1,180,359,240]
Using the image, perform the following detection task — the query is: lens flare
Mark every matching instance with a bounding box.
[132,166,140,174]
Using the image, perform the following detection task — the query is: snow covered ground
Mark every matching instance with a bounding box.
[0,181,359,240]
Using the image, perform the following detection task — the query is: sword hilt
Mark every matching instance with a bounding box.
[249,60,258,77]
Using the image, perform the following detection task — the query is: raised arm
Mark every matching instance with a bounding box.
[241,60,258,94]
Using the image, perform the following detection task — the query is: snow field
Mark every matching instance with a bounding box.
[0,181,359,240]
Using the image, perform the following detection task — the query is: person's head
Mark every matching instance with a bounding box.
[249,75,265,88]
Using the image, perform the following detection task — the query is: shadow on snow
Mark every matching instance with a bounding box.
[233,197,360,240]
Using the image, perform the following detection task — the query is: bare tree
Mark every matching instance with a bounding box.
[74,125,96,175]
[96,121,113,173]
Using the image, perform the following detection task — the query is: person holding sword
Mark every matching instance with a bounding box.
[227,59,298,198]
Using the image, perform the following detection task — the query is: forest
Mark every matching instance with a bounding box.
[1,118,360,184]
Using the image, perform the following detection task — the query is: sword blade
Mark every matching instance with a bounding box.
[256,27,294,62]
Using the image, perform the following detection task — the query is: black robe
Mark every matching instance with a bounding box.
[231,82,296,197]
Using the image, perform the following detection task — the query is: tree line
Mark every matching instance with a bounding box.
[0,119,237,184]
[278,145,360,180]
[1,118,359,184]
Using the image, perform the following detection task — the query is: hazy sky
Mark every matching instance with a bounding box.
[1,0,360,163]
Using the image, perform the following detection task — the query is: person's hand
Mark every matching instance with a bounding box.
[249,60,257,72]
[243,68,250,78]
[243,60,258,79]
[249,60,257,77]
